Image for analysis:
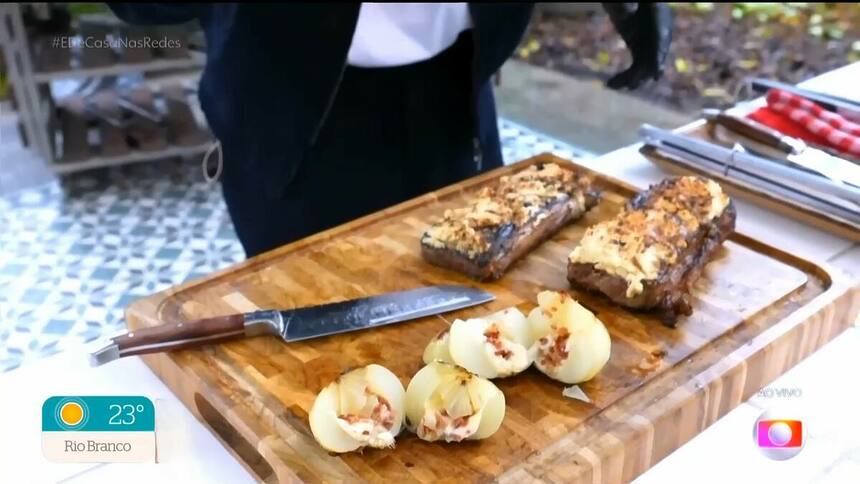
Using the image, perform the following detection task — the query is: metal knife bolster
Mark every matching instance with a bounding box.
[89,310,283,366]
[243,310,285,337]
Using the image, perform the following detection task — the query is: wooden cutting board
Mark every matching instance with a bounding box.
[126,154,858,483]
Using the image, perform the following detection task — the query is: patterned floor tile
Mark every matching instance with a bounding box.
[0,119,590,372]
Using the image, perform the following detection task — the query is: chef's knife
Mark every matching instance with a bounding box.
[704,109,860,190]
[703,109,796,153]
[90,285,494,366]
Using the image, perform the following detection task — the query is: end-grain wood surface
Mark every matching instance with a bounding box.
[126,155,858,483]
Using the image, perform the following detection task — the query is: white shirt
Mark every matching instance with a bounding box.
[347,3,472,68]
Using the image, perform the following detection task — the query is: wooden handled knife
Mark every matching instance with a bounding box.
[703,109,798,154]
[704,110,860,190]
[90,285,494,366]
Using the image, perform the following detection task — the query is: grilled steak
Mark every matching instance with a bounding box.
[422,163,599,281]
[567,176,736,326]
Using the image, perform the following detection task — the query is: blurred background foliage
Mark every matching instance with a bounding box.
[520,2,860,112]
[5,3,857,108]
[65,3,110,19]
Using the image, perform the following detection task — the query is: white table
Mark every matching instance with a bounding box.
[2,64,858,484]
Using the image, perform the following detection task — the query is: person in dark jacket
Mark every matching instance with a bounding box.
[108,3,671,257]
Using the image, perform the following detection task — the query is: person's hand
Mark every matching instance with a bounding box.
[602,3,673,90]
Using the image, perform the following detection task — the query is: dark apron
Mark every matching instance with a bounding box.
[221,31,503,256]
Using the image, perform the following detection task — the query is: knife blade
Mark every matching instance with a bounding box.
[786,148,860,190]
[704,110,860,189]
[89,285,494,366]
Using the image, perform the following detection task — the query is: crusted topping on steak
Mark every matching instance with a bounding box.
[642,176,729,222]
[422,163,591,258]
[568,176,730,297]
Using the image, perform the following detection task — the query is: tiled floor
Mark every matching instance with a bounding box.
[0,118,591,371]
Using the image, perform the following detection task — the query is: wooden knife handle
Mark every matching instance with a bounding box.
[112,314,246,357]
[713,112,796,153]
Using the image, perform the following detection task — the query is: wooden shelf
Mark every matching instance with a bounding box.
[33,51,205,83]
[3,4,211,175]
[52,142,209,174]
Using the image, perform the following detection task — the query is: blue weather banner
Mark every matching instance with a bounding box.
[42,396,156,463]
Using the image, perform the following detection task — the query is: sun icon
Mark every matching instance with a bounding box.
[61,402,83,425]
[55,398,88,430]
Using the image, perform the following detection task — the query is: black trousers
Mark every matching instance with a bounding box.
[221,33,503,257]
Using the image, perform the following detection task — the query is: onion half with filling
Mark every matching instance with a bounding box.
[528,291,611,384]
[423,308,535,378]
[309,364,406,453]
[405,362,505,442]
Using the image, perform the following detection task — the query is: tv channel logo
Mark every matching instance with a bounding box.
[753,409,805,460]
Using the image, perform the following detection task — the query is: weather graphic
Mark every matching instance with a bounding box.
[42,396,156,463]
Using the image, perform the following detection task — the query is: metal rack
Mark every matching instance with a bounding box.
[0,3,210,174]
[33,51,205,83]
